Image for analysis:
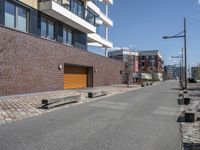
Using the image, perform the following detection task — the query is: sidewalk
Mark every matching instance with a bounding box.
[180,83,200,149]
[0,84,143,125]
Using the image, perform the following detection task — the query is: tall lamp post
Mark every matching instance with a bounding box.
[163,18,187,89]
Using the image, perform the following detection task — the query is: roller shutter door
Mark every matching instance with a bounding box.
[64,65,88,89]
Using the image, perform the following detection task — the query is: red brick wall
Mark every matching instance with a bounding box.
[156,55,164,74]
[0,27,124,96]
[138,55,163,73]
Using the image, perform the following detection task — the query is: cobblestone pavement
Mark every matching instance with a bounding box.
[0,84,144,125]
[180,83,200,150]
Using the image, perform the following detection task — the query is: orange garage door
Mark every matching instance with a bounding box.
[64,65,88,89]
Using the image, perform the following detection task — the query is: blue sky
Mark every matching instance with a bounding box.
[89,0,200,66]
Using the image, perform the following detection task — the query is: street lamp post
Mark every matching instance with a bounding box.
[163,18,187,89]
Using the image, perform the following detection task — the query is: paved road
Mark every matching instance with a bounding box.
[0,81,181,150]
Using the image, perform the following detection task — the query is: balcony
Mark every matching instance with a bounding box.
[87,1,113,27]
[39,0,96,33]
[88,33,113,48]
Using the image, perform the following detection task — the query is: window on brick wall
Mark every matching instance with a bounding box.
[63,26,73,46]
[41,16,55,40]
[142,56,145,60]
[57,23,63,42]
[47,20,54,39]
[5,1,15,28]
[142,62,145,67]
[41,17,47,37]
[5,1,28,32]
[17,6,27,32]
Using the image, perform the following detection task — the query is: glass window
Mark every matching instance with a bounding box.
[63,26,67,44]
[142,56,145,60]
[5,1,15,28]
[47,20,54,39]
[142,62,145,66]
[41,16,55,40]
[5,1,28,32]
[57,24,63,42]
[72,1,78,15]
[67,29,72,45]
[41,17,47,37]
[17,6,27,32]
[63,26,73,45]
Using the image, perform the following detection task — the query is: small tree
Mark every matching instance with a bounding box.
[124,55,134,87]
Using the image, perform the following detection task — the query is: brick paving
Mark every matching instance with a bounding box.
[0,84,143,125]
[180,83,200,150]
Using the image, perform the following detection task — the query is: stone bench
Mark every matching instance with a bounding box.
[183,94,190,105]
[177,97,184,105]
[177,93,191,105]
[88,91,107,98]
[42,95,81,109]
[185,101,200,122]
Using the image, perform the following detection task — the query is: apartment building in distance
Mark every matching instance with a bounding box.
[191,65,200,79]
[139,50,164,81]
[0,0,125,96]
[108,48,139,73]
[164,65,177,80]
[108,49,164,81]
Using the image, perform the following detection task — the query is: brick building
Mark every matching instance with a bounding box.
[0,0,125,96]
[108,48,139,73]
[108,49,164,81]
[138,50,164,81]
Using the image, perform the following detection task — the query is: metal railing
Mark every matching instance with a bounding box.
[39,0,96,26]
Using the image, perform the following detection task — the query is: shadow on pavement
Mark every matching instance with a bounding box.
[183,143,200,150]
[177,113,185,123]
[188,87,200,91]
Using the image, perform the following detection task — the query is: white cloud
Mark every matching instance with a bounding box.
[198,0,200,4]
[129,44,133,48]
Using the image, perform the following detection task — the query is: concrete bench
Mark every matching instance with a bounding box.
[183,94,190,105]
[185,101,199,122]
[177,97,184,105]
[88,91,107,98]
[42,95,81,109]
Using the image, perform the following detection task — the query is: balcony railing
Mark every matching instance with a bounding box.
[39,0,96,26]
